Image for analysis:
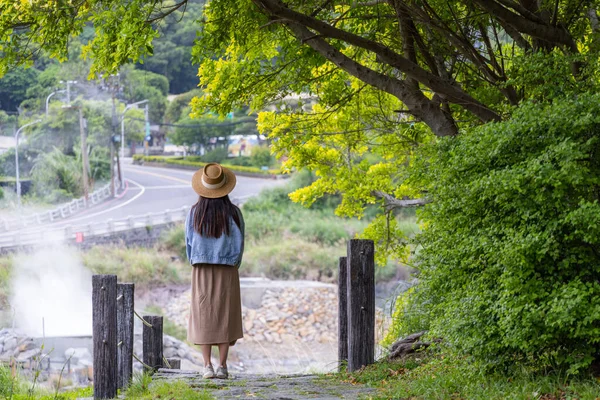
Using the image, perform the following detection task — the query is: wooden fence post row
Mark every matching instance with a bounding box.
[338,239,375,373]
[93,275,176,400]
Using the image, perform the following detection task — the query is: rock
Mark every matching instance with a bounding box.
[3,338,17,353]
[18,341,36,352]
[16,348,41,361]
[177,348,188,358]
[64,348,92,364]
[163,347,177,358]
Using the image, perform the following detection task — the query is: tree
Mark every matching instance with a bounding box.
[0,67,40,111]
[136,0,206,94]
[3,0,600,372]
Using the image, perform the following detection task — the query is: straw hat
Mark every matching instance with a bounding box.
[191,163,237,198]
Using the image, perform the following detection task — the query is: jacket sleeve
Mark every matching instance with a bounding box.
[235,209,245,268]
[185,210,192,263]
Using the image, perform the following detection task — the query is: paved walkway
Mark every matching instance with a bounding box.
[152,369,376,399]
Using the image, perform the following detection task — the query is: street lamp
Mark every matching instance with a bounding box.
[45,90,66,117]
[15,119,42,208]
[120,100,149,189]
[59,80,78,106]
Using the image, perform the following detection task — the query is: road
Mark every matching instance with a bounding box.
[2,163,287,234]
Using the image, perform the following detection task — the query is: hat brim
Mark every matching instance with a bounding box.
[191,166,237,198]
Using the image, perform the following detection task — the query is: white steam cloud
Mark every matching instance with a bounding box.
[10,245,92,337]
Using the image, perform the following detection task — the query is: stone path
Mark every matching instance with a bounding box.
[152,369,376,399]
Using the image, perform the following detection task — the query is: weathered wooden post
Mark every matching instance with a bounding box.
[92,275,118,399]
[338,256,348,370]
[346,239,375,372]
[117,283,134,389]
[142,316,164,372]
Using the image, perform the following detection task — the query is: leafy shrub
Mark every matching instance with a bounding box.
[224,155,253,167]
[0,186,3,200]
[133,155,281,175]
[200,147,228,163]
[409,95,600,374]
[31,148,82,201]
[250,145,274,168]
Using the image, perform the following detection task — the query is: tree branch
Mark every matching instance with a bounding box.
[253,0,501,124]
[472,0,577,52]
[372,191,431,210]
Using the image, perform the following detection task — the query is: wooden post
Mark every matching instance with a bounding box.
[338,256,348,371]
[142,316,163,372]
[92,275,118,399]
[117,283,134,390]
[346,239,375,372]
[166,358,181,369]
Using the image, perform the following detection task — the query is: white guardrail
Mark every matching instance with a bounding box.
[0,206,190,249]
[0,183,112,232]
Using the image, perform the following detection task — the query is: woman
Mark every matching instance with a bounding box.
[185,163,244,379]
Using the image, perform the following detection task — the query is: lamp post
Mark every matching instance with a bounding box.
[45,90,66,117]
[15,119,42,208]
[120,100,149,189]
[59,80,78,106]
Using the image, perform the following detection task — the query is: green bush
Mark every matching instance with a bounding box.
[200,147,228,163]
[133,155,281,175]
[0,186,3,200]
[250,145,274,168]
[409,95,600,374]
[224,155,253,167]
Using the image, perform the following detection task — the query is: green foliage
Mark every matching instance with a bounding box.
[136,0,206,94]
[0,67,40,111]
[161,224,187,261]
[410,95,600,374]
[250,145,274,168]
[0,256,11,309]
[164,89,203,123]
[0,110,16,135]
[335,355,600,400]
[82,245,189,286]
[125,379,213,400]
[0,364,17,398]
[0,186,4,201]
[31,148,83,202]
[133,155,281,175]
[200,147,228,163]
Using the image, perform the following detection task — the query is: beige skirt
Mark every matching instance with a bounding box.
[187,263,244,345]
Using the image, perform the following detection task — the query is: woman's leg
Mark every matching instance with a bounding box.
[200,345,212,367]
[217,343,230,367]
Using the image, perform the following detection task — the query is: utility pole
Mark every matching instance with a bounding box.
[108,74,120,198]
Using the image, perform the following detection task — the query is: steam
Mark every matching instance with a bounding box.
[10,244,92,337]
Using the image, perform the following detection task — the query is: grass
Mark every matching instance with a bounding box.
[82,245,189,286]
[125,372,214,399]
[0,364,93,399]
[325,353,600,400]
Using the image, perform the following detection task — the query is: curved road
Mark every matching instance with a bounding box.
[2,163,287,234]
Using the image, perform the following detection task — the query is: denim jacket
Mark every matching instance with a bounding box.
[185,207,245,268]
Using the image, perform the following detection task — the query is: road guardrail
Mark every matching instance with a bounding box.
[0,183,112,232]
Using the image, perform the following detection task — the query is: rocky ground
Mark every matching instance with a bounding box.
[151,369,376,400]
[163,280,391,374]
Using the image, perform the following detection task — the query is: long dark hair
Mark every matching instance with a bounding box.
[191,195,241,238]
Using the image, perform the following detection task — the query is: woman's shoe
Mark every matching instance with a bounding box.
[216,366,228,379]
[203,364,215,379]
